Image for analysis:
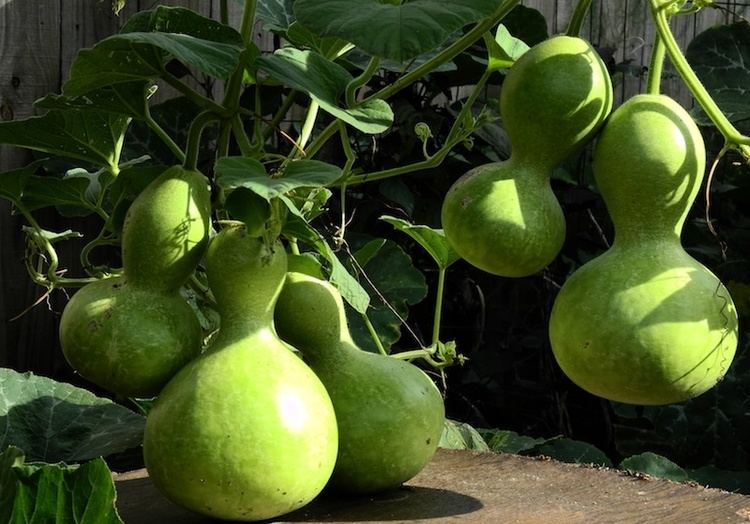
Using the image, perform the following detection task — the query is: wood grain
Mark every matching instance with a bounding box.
[115,449,750,524]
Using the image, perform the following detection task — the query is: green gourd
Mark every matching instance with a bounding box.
[549,94,738,405]
[441,35,613,277]
[59,165,210,397]
[274,272,445,494]
[143,226,338,521]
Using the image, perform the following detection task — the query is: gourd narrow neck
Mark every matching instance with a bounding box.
[611,227,682,248]
[508,151,558,176]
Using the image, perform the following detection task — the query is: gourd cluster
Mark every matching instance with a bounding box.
[442,35,738,406]
[58,169,444,521]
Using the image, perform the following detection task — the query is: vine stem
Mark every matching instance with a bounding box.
[431,267,447,346]
[649,0,750,158]
[647,30,666,95]
[344,67,493,186]
[346,57,380,107]
[297,100,321,156]
[185,111,221,171]
[566,0,593,37]
[144,112,185,163]
[362,313,388,356]
[364,0,520,103]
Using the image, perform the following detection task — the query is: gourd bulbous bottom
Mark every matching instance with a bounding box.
[143,332,338,521]
[318,347,445,494]
[59,276,202,398]
[441,161,565,277]
[549,246,738,405]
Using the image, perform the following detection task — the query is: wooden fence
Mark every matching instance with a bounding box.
[0,0,747,378]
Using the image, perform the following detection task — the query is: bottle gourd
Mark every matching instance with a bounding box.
[274,272,445,494]
[143,226,338,521]
[549,94,738,405]
[59,165,210,397]
[441,35,613,277]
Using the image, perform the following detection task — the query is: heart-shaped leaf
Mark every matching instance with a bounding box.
[0,109,129,169]
[259,48,394,134]
[35,82,153,120]
[0,368,145,463]
[294,0,499,62]
[215,157,342,197]
[121,5,244,47]
[687,22,750,124]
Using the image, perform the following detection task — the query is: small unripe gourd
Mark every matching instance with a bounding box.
[59,165,210,397]
[274,272,445,494]
[549,94,738,405]
[143,227,338,521]
[441,35,613,276]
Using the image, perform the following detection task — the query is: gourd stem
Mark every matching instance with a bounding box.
[362,313,388,356]
[647,31,666,95]
[185,111,221,171]
[566,0,593,37]
[431,267,447,346]
[364,0,520,103]
[649,0,750,151]
[145,111,185,163]
[346,57,381,108]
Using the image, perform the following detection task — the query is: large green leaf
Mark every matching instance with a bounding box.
[0,369,146,463]
[35,82,153,120]
[0,447,122,524]
[294,0,499,62]
[215,157,342,215]
[0,109,128,169]
[0,161,46,205]
[65,32,242,97]
[121,5,244,47]
[346,239,427,353]
[254,0,296,33]
[258,48,394,134]
[687,22,750,124]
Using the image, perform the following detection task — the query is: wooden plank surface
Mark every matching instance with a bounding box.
[115,449,750,523]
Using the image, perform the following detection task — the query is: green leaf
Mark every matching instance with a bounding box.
[35,82,153,120]
[620,452,689,481]
[255,0,296,33]
[64,32,242,97]
[0,109,129,169]
[381,215,460,269]
[294,0,499,62]
[484,25,529,71]
[215,157,342,212]
[687,465,750,494]
[534,437,613,467]
[0,368,145,463]
[687,22,750,125]
[346,239,427,353]
[286,22,350,59]
[0,448,123,524]
[439,419,490,451]
[501,5,548,47]
[258,48,394,134]
[283,217,371,314]
[224,188,272,237]
[0,161,46,204]
[480,429,547,454]
[121,6,244,47]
